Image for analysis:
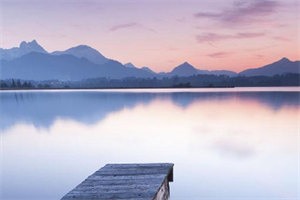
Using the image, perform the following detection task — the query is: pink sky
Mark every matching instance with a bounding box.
[0,0,299,72]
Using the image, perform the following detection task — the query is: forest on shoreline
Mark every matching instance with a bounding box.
[1,73,299,90]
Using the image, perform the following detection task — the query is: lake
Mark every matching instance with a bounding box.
[0,87,299,200]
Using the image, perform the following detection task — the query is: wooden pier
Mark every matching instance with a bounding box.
[61,163,174,200]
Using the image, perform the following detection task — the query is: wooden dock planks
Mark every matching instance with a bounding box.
[61,163,174,200]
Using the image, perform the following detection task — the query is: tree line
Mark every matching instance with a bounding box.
[1,73,299,89]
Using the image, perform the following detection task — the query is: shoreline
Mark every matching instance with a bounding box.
[0,85,236,91]
[1,86,299,93]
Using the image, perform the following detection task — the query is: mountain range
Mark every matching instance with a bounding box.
[0,40,299,81]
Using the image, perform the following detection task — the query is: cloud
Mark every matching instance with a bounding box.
[109,23,156,33]
[237,32,265,37]
[194,12,222,19]
[109,23,139,32]
[194,0,280,25]
[207,52,232,58]
[196,32,265,43]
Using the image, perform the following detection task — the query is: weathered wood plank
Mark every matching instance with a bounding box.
[94,169,171,176]
[84,175,165,180]
[104,163,172,168]
[61,163,174,200]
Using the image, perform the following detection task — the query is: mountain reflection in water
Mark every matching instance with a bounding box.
[0,88,299,200]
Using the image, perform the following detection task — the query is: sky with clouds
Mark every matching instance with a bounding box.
[0,0,299,72]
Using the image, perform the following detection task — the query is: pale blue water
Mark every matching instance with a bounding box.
[0,87,299,200]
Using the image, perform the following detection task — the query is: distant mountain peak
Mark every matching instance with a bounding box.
[20,41,28,48]
[0,40,47,60]
[71,45,93,50]
[170,61,199,76]
[124,62,136,68]
[182,61,191,65]
[52,44,108,65]
[278,57,290,63]
[141,66,155,74]
[175,62,197,70]
[239,57,299,76]
[65,45,100,53]
[19,40,47,53]
[20,40,37,47]
[30,39,38,45]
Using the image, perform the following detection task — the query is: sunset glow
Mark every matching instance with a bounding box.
[0,0,299,72]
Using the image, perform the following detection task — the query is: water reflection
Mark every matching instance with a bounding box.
[0,90,299,130]
[0,88,299,200]
[0,92,153,130]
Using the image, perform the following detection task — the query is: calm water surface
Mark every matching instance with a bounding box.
[0,87,299,200]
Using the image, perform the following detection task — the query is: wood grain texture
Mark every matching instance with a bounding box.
[61,163,174,200]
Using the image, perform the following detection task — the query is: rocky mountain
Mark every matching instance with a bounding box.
[124,62,156,74]
[0,40,47,60]
[0,52,154,81]
[169,62,200,77]
[167,62,237,77]
[52,45,108,65]
[141,67,156,74]
[239,58,300,76]
[124,63,136,68]
[1,40,299,81]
